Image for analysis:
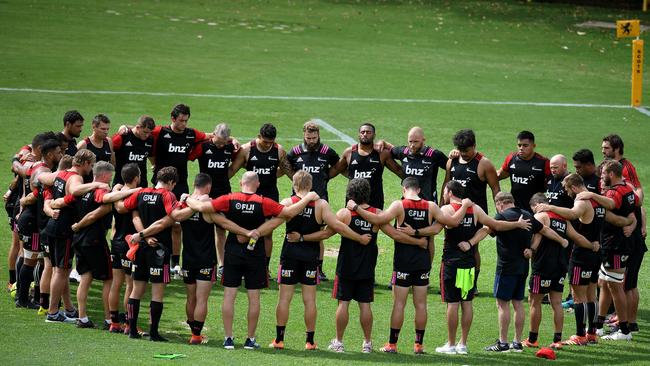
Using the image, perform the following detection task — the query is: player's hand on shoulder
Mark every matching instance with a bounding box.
[575,191,593,201]
[306,191,320,201]
[461,198,473,208]
[517,214,532,230]
[535,203,551,213]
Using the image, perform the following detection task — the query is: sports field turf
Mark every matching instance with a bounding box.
[0,0,649,364]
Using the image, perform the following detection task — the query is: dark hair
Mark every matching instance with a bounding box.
[359,123,376,133]
[40,139,61,157]
[452,129,476,150]
[156,166,178,184]
[603,134,624,155]
[529,192,547,208]
[517,130,535,142]
[572,149,595,165]
[347,178,370,205]
[193,173,212,188]
[171,104,191,119]
[259,123,277,139]
[63,110,84,126]
[121,163,141,184]
[56,132,70,145]
[445,180,465,199]
[92,113,111,127]
[32,131,58,149]
[401,177,420,190]
[137,115,155,130]
[601,159,623,178]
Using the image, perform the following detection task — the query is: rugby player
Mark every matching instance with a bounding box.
[112,115,154,188]
[77,114,115,166]
[546,155,572,208]
[572,149,600,194]
[61,110,84,156]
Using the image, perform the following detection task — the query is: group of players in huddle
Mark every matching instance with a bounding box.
[4,104,646,355]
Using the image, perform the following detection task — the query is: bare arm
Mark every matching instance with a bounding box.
[255,217,286,237]
[277,192,319,220]
[320,201,370,243]
[381,224,428,248]
[19,193,36,207]
[439,160,452,206]
[566,221,597,250]
[329,149,350,178]
[383,149,403,178]
[605,211,635,228]
[539,226,569,248]
[352,200,401,225]
[576,191,615,211]
[228,145,248,178]
[210,213,259,237]
[277,147,294,178]
[101,187,141,204]
[536,202,584,221]
[185,197,216,213]
[482,158,501,200]
[475,205,531,232]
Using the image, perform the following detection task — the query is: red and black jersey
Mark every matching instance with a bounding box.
[443,203,479,268]
[44,170,79,238]
[112,130,153,187]
[287,144,339,200]
[36,185,52,232]
[69,189,110,247]
[501,152,550,212]
[450,153,488,212]
[112,206,135,243]
[620,158,641,188]
[394,199,430,272]
[189,140,236,198]
[336,207,378,280]
[151,125,206,185]
[348,145,385,209]
[572,199,605,266]
[181,210,216,268]
[83,137,112,163]
[246,140,280,201]
[602,183,637,254]
[531,212,569,276]
[546,173,573,208]
[211,192,284,258]
[123,187,179,249]
[392,145,447,203]
[280,196,324,262]
[15,162,46,235]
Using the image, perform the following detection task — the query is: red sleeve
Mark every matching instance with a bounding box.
[112,134,123,151]
[188,143,203,161]
[43,188,53,200]
[150,126,163,157]
[500,153,514,172]
[63,194,76,206]
[193,128,206,143]
[262,197,285,217]
[605,189,623,209]
[94,189,108,204]
[544,158,551,177]
[210,195,230,213]
[123,192,139,211]
[622,162,642,188]
[162,191,179,215]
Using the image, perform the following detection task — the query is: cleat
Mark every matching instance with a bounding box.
[216,266,224,280]
[318,271,329,282]
[602,331,632,341]
[455,344,468,355]
[223,337,235,350]
[485,340,509,352]
[45,311,76,324]
[327,339,344,353]
[510,341,523,352]
[64,308,79,319]
[595,328,605,337]
[269,339,284,349]
[562,299,574,309]
[522,338,539,348]
[380,342,397,353]
[69,269,81,283]
[244,338,260,350]
[630,323,640,333]
[128,332,142,339]
[149,333,168,342]
[76,319,96,329]
[305,342,318,351]
[37,306,48,316]
[549,341,563,350]
[435,343,456,354]
[103,320,111,330]
[586,333,599,344]
[171,265,182,280]
[361,340,372,353]
[413,343,425,354]
[15,299,40,309]
[605,314,618,324]
[562,335,588,346]
[109,323,123,333]
[190,335,207,345]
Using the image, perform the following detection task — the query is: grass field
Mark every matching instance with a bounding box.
[1,0,649,364]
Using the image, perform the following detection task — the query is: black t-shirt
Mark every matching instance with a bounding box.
[494,207,543,275]
[246,141,280,201]
[336,208,378,280]
[393,199,431,272]
[112,130,153,188]
[443,204,479,268]
[122,188,179,250]
[152,125,205,185]
[582,174,600,194]
[531,212,569,276]
[181,211,216,268]
[281,197,323,262]
[65,138,78,156]
[190,140,236,198]
[391,145,447,202]
[450,153,488,212]
[287,144,339,200]
[71,189,110,247]
[546,173,573,208]
[501,153,550,212]
[348,145,384,209]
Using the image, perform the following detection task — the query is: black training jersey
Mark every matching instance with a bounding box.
[336,207,378,280]
[281,196,323,262]
[181,210,216,268]
[122,187,179,250]
[450,153,488,212]
[287,144,339,200]
[189,141,236,198]
[443,204,479,268]
[531,212,569,276]
[83,137,112,163]
[501,153,550,212]
[391,145,447,202]
[348,145,384,209]
[70,189,110,247]
[582,174,600,194]
[152,125,206,185]
[572,199,605,266]
[394,198,431,272]
[112,130,153,188]
[44,170,79,239]
[602,183,637,254]
[494,207,544,275]
[211,192,284,258]
[246,140,280,200]
[65,138,78,156]
[546,173,572,208]
[112,206,135,243]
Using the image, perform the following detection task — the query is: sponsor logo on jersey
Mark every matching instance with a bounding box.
[296,157,303,162]
[353,170,372,179]
[125,141,133,147]
[581,270,592,278]
[128,151,146,161]
[168,145,187,153]
[511,174,529,185]
[199,268,211,275]
[354,218,372,230]
[208,160,226,169]
[369,158,379,163]
[351,160,358,165]
[302,165,321,174]
[253,167,271,175]
[205,149,213,155]
[268,157,278,161]
[420,272,430,280]
[250,156,258,161]
[186,135,195,139]
[532,167,543,172]
[407,209,426,219]
[509,164,516,169]
[143,194,159,203]
[405,166,424,176]
[145,143,152,147]
[453,177,468,187]
[235,202,256,213]
[163,133,171,138]
[317,157,328,162]
[466,168,476,174]
[541,279,551,287]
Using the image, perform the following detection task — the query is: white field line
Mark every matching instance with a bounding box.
[634,107,650,117]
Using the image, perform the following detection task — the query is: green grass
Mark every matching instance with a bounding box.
[1,0,649,364]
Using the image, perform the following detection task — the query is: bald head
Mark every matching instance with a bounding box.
[241,171,260,193]
[407,126,425,153]
[550,154,567,178]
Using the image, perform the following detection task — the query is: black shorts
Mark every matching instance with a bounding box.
[182,266,216,284]
[40,235,50,259]
[76,245,112,281]
[172,181,190,201]
[222,253,267,289]
[20,231,41,253]
[332,276,374,303]
[493,273,526,301]
[277,257,319,286]
[52,237,73,269]
[440,262,476,303]
[624,250,644,291]
[568,262,599,286]
[602,250,628,270]
[391,269,430,288]
[529,273,565,294]
[111,240,132,275]
[131,245,171,284]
